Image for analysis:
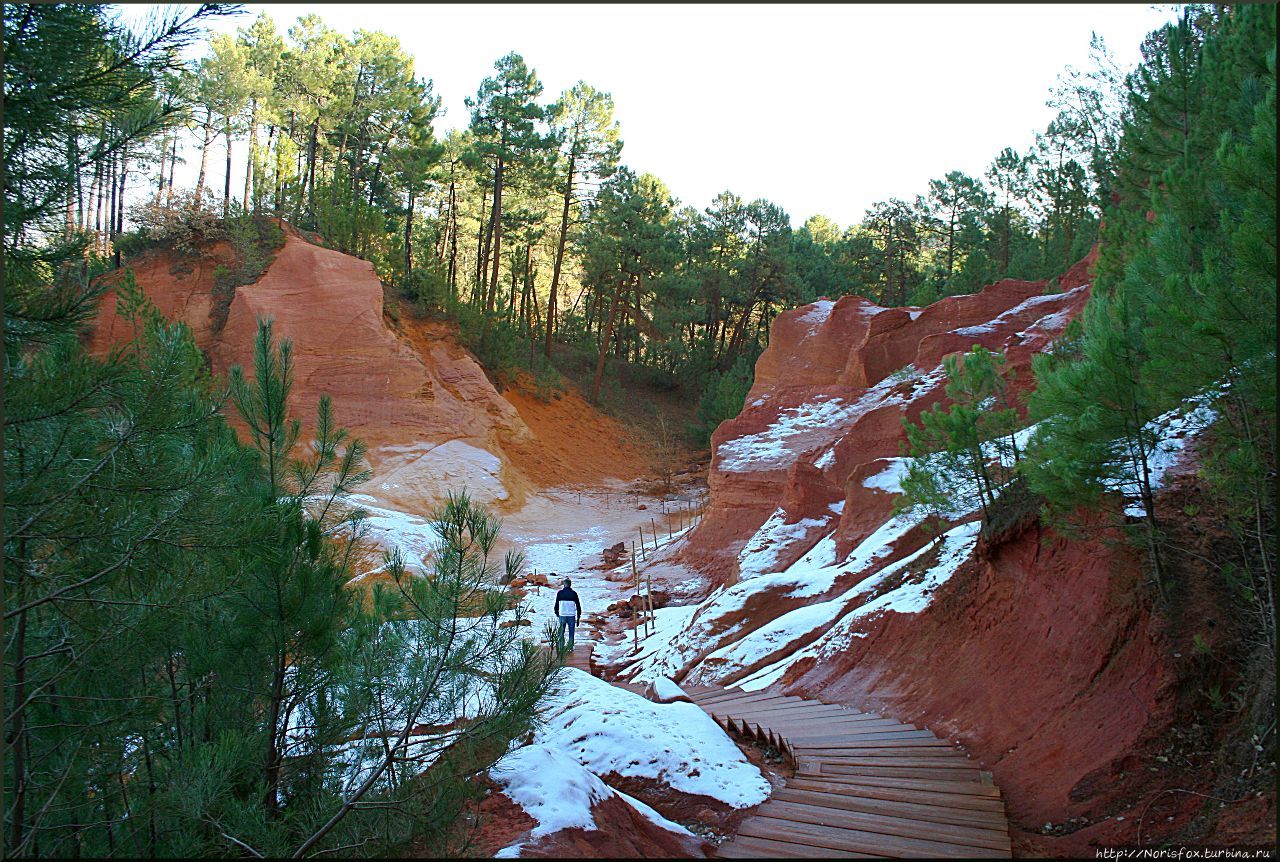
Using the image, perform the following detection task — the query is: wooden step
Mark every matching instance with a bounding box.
[757,718,921,735]
[728,711,911,728]
[691,686,1010,858]
[784,777,1006,814]
[791,736,954,750]
[810,762,982,782]
[790,773,1003,800]
[758,798,1011,852]
[715,833,875,858]
[720,707,886,725]
[713,700,873,718]
[739,814,1006,858]
[689,688,761,704]
[772,786,1007,830]
[706,691,803,707]
[807,754,977,770]
[785,728,938,743]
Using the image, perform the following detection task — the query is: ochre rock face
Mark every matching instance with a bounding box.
[86,223,603,515]
[660,245,1241,850]
[87,239,237,355]
[212,223,528,454]
[678,250,1095,583]
[779,509,1177,854]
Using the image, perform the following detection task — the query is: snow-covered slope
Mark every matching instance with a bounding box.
[489,667,769,856]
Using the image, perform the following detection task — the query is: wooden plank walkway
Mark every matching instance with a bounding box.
[682,684,1012,859]
[556,639,649,697]
[551,631,1006,856]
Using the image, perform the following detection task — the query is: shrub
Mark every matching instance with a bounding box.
[129,188,227,255]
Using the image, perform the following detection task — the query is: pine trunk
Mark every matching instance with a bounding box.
[262,654,287,818]
[306,120,319,223]
[222,118,233,219]
[64,139,76,237]
[166,135,178,208]
[87,159,101,233]
[474,186,490,304]
[485,157,505,316]
[9,591,28,853]
[195,109,212,202]
[108,151,118,244]
[447,173,459,300]
[244,101,257,212]
[114,156,127,268]
[155,132,167,204]
[946,209,957,287]
[404,187,415,286]
[590,279,626,403]
[546,151,576,358]
[263,125,276,212]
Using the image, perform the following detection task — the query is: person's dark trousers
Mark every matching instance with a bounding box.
[557,615,577,650]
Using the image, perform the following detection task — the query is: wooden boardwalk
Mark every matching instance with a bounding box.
[558,640,649,697]
[682,685,1012,859]
[553,634,1007,857]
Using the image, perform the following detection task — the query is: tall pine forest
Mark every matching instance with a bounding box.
[3,2,1275,857]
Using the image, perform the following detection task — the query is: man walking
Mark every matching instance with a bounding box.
[554,577,582,652]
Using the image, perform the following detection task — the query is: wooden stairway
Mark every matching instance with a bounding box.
[682,685,1012,858]
[557,640,649,697]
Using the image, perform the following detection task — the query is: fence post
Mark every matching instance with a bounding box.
[645,568,655,637]
[631,543,639,652]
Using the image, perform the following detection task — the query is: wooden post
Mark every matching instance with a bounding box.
[646,568,655,637]
[631,544,639,653]
[650,518,658,551]
[637,529,646,561]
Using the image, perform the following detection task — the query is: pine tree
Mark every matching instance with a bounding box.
[466,53,548,346]
[924,170,990,296]
[897,347,1022,525]
[1024,285,1169,591]
[544,82,622,358]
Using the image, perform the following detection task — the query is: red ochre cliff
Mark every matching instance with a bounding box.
[615,247,1269,853]
[87,221,650,515]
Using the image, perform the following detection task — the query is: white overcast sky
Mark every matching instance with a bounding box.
[129,3,1180,228]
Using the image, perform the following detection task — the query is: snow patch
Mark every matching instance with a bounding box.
[492,745,609,837]
[862,457,911,494]
[526,668,769,808]
[717,370,928,474]
[649,676,688,703]
[737,507,831,579]
[951,288,1081,338]
[797,299,835,334]
[1121,394,1218,517]
[736,520,982,690]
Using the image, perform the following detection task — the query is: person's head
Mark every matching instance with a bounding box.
[563,578,572,589]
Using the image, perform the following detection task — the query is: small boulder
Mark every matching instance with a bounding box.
[602,542,628,567]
